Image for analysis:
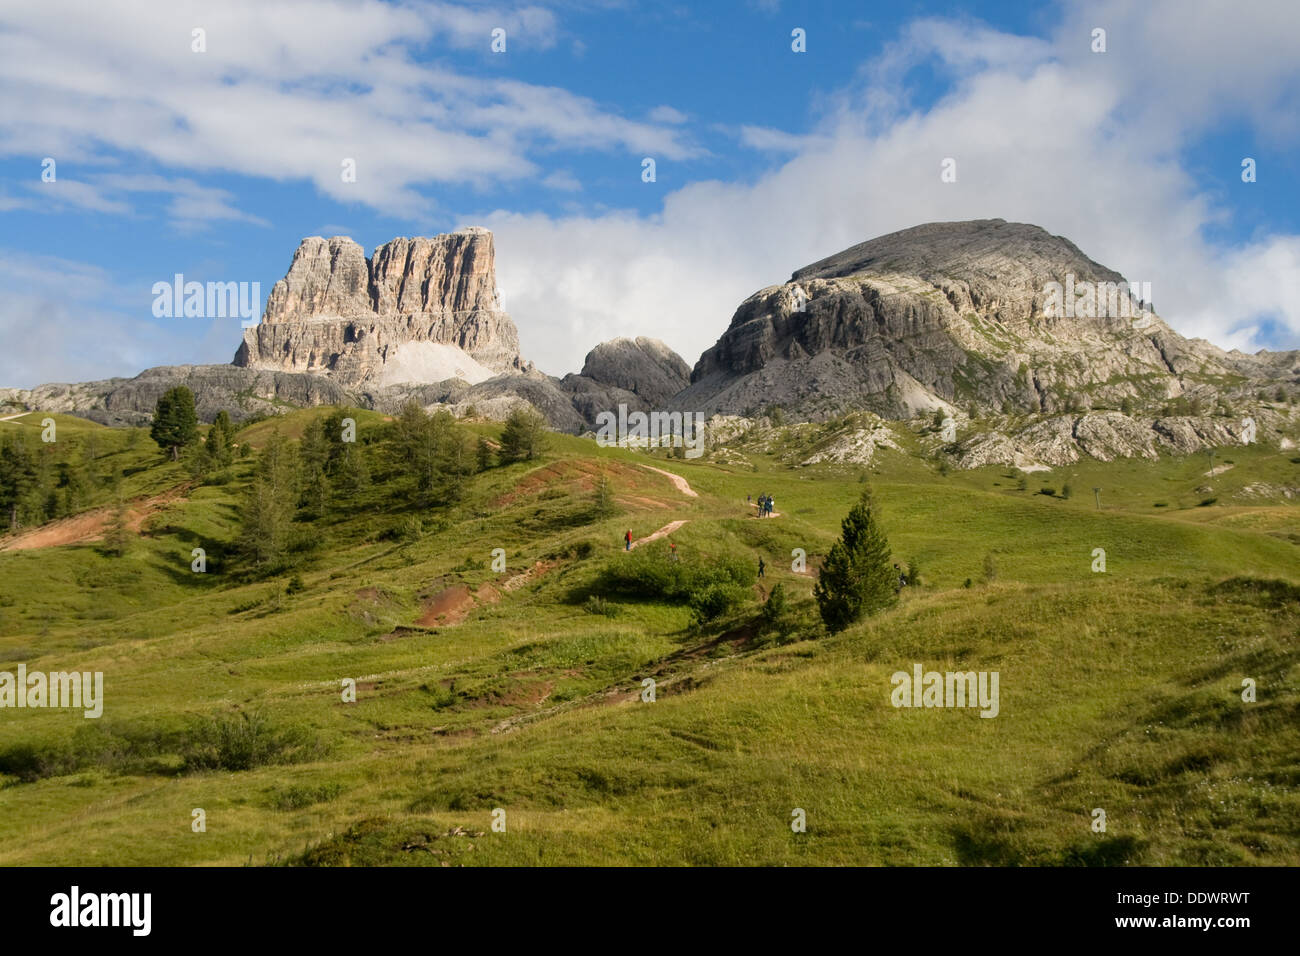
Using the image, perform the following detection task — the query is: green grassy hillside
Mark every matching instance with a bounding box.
[0,408,1296,865]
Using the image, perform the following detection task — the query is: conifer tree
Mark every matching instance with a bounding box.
[297,417,332,517]
[498,406,549,463]
[206,410,235,468]
[237,433,300,567]
[150,386,199,460]
[102,482,131,557]
[476,436,494,472]
[814,488,897,632]
[335,441,370,497]
[0,433,38,530]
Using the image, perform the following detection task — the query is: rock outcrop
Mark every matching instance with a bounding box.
[0,335,692,433]
[571,337,690,406]
[678,219,1296,420]
[234,228,529,387]
[0,365,354,428]
[557,336,692,424]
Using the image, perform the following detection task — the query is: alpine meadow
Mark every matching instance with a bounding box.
[1,0,1298,892]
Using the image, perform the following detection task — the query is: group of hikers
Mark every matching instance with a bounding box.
[747,493,776,517]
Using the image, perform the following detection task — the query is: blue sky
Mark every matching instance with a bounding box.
[1,0,1298,387]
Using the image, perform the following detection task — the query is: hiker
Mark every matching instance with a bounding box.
[758,557,765,578]
[894,563,907,589]
[768,495,775,516]
[747,493,751,505]
[625,529,632,551]
[669,541,679,562]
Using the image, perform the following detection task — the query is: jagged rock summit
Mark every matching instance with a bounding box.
[234,228,530,387]
[679,218,1289,420]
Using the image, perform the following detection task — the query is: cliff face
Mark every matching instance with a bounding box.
[678,219,1284,419]
[234,228,528,386]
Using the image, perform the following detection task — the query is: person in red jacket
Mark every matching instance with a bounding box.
[625,529,632,551]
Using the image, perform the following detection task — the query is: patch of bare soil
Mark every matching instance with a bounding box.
[416,584,475,626]
[0,482,192,551]
[409,581,505,631]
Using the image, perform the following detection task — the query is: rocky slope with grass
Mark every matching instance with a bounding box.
[678,219,1297,422]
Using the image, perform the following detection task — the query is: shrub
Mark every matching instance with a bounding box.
[583,595,618,617]
[592,548,755,623]
[1198,497,1218,507]
[761,582,787,629]
[398,515,425,542]
[269,782,344,811]
[1039,487,1056,497]
[181,710,324,773]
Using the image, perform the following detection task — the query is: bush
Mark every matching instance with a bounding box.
[688,582,748,623]
[583,595,619,617]
[398,515,425,542]
[1039,487,1056,497]
[592,548,755,623]
[758,583,805,644]
[181,710,324,773]
[1198,497,1218,507]
[0,722,175,782]
[269,782,344,811]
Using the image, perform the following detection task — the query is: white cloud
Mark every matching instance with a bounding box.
[0,0,697,215]
[0,253,225,387]
[27,179,132,215]
[541,170,582,192]
[737,125,820,153]
[648,105,689,125]
[483,2,1300,374]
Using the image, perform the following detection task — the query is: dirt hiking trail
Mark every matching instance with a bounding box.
[629,519,688,550]
[640,465,697,497]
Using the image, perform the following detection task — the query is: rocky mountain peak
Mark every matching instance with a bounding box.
[234,228,527,387]
[677,219,1270,421]
[578,336,691,405]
